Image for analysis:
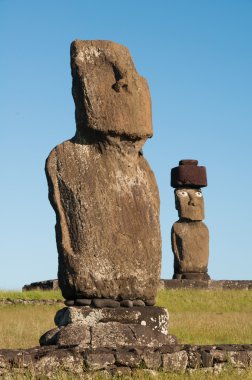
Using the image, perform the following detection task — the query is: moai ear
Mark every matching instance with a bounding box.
[174,190,180,211]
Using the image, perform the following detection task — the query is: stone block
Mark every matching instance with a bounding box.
[229,351,249,368]
[91,322,171,349]
[39,327,61,346]
[210,349,228,363]
[55,324,90,347]
[55,306,169,335]
[115,349,142,367]
[162,351,188,373]
[187,348,201,369]
[85,352,115,370]
[34,349,84,377]
[201,350,213,367]
[142,350,162,369]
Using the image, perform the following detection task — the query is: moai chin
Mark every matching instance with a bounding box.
[46,40,161,303]
[171,159,210,280]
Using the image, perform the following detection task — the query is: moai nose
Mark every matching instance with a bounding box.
[188,194,196,206]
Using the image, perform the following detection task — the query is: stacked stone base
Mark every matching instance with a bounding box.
[0,344,252,377]
[40,306,176,349]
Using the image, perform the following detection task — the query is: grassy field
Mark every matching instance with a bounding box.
[0,289,251,348]
[0,289,63,300]
[0,289,251,379]
[157,288,252,344]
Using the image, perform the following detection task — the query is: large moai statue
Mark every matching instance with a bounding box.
[40,40,175,349]
[46,40,161,303]
[171,160,210,280]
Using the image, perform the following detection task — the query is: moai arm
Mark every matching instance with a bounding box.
[171,224,181,262]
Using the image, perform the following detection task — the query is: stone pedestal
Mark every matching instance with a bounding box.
[40,306,176,349]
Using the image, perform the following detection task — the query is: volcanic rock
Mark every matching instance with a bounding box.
[46,40,161,301]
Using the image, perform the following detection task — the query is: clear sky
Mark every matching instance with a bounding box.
[0,0,251,289]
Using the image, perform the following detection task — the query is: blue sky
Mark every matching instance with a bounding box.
[0,0,251,289]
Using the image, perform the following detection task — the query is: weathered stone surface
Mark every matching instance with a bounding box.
[172,221,209,275]
[71,40,152,139]
[46,40,161,302]
[187,348,202,369]
[142,350,162,369]
[54,306,169,334]
[0,345,252,376]
[120,300,133,307]
[201,350,213,367]
[145,299,155,306]
[64,300,74,306]
[93,299,120,308]
[46,138,161,301]
[229,351,250,368]
[40,324,90,348]
[91,322,171,348]
[162,279,252,290]
[133,300,145,307]
[22,279,59,292]
[174,273,210,280]
[162,351,188,373]
[115,349,142,367]
[39,327,60,346]
[54,323,91,347]
[85,352,115,370]
[75,298,92,306]
[34,348,84,377]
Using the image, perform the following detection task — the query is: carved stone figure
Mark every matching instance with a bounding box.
[46,40,161,302]
[40,40,174,350]
[171,160,210,280]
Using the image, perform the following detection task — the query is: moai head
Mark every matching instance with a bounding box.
[171,160,207,221]
[71,40,152,143]
[175,188,204,221]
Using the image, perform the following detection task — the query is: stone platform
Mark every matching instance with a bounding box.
[161,279,252,290]
[40,306,176,349]
[0,344,251,377]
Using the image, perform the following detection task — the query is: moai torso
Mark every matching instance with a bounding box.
[46,40,161,301]
[172,221,209,274]
[170,160,210,280]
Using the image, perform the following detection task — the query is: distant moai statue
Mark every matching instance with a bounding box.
[171,160,210,280]
[40,40,175,349]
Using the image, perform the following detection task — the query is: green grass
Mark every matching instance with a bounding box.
[156,289,252,344]
[0,304,61,348]
[156,288,252,312]
[2,367,252,380]
[0,289,63,300]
